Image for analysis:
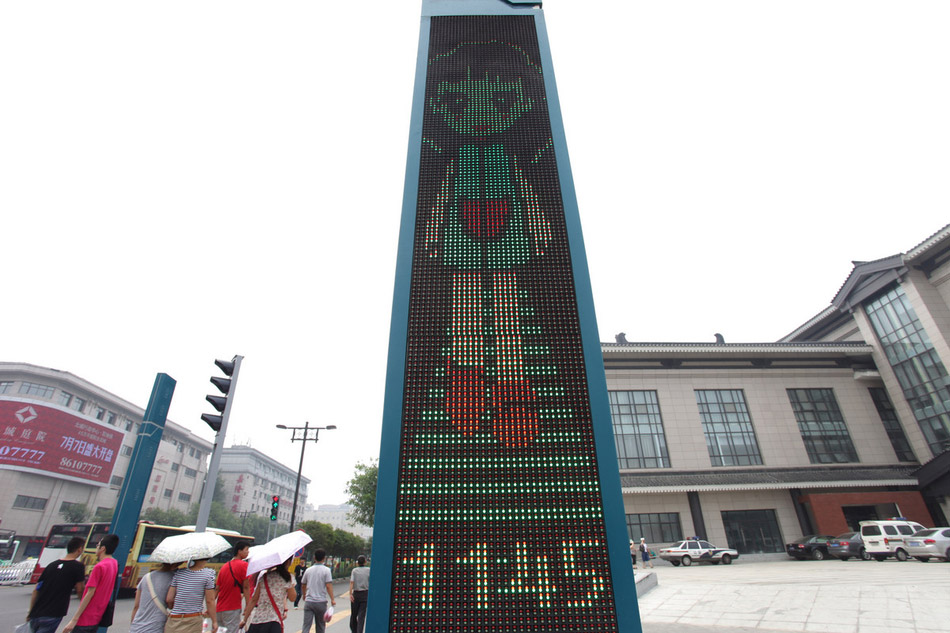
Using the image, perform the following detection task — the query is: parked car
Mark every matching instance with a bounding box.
[904,527,950,562]
[827,531,871,561]
[860,519,926,561]
[785,535,835,560]
[658,539,739,566]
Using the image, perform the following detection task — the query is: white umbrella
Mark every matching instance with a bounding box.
[246,530,312,576]
[149,531,232,564]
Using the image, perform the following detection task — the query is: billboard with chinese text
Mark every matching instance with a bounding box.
[0,400,124,486]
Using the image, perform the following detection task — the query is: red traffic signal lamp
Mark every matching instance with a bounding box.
[270,495,280,521]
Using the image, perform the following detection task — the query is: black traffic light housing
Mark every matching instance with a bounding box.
[201,357,241,432]
[270,495,280,521]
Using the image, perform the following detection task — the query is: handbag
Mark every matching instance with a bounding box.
[15,622,30,633]
[98,573,121,627]
[262,575,284,633]
[144,573,169,616]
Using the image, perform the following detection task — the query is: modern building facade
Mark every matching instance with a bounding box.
[307,503,373,540]
[218,445,309,526]
[608,224,950,555]
[0,362,212,558]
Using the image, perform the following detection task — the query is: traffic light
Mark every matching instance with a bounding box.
[201,356,243,432]
[270,495,280,521]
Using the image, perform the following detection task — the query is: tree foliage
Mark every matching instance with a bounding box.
[61,503,89,523]
[345,460,378,528]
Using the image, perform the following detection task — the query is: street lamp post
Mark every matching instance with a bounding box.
[275,422,336,531]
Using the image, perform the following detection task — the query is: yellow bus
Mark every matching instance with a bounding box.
[79,521,254,592]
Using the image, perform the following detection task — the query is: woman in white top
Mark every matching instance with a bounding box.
[240,558,296,633]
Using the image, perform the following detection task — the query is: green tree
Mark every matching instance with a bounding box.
[61,503,89,523]
[345,460,378,527]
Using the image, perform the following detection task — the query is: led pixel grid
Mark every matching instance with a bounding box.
[392,15,619,632]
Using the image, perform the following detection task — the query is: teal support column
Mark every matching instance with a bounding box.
[99,373,175,632]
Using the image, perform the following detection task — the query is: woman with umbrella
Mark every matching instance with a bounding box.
[129,562,180,633]
[239,558,296,633]
[146,531,231,633]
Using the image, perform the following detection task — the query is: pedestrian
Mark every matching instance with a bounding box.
[62,533,120,633]
[629,539,638,570]
[293,561,307,609]
[130,563,180,633]
[165,558,217,633]
[240,557,296,633]
[26,536,86,633]
[300,549,335,633]
[348,555,369,633]
[639,537,655,569]
[216,541,251,633]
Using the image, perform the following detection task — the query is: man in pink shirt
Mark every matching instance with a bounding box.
[63,534,120,633]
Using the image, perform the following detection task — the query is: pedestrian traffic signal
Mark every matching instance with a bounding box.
[270,495,280,521]
[201,357,243,432]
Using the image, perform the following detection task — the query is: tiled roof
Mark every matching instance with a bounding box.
[620,465,918,493]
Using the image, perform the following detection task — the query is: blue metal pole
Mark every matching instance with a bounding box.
[99,373,176,632]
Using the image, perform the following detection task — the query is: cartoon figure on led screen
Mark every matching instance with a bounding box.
[423,41,553,448]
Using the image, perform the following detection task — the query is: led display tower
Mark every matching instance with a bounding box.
[370,1,640,631]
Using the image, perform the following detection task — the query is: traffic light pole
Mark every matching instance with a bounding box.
[196,355,243,533]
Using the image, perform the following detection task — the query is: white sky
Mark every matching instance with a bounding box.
[2,1,947,507]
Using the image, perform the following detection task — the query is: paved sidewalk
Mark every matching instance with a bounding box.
[635,559,950,633]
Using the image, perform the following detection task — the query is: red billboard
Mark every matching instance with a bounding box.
[0,400,124,485]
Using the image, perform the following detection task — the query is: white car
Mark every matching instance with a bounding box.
[860,519,926,561]
[658,539,739,566]
[905,528,950,562]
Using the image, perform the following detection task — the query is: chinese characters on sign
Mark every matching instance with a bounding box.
[0,401,123,485]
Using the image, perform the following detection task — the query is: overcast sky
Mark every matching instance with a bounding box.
[2,1,947,507]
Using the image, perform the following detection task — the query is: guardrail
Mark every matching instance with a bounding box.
[0,560,35,585]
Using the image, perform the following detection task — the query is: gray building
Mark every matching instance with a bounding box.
[0,362,211,559]
[219,444,309,526]
[607,224,950,554]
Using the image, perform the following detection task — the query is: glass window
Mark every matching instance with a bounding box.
[883,525,898,535]
[787,388,859,463]
[722,509,783,553]
[184,467,197,478]
[897,525,914,535]
[178,492,191,502]
[867,388,916,461]
[695,390,763,466]
[93,407,106,421]
[106,412,117,426]
[58,391,74,407]
[625,512,682,543]
[687,541,699,550]
[171,463,180,472]
[0,382,14,394]
[121,445,133,457]
[163,489,172,498]
[18,382,54,399]
[865,286,950,456]
[608,391,671,468]
[71,397,86,413]
[110,475,124,487]
[13,495,48,510]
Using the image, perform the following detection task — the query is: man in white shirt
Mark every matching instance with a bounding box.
[300,549,335,633]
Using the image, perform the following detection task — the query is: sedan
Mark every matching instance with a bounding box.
[904,528,950,562]
[786,535,835,561]
[658,539,739,566]
[827,531,871,561]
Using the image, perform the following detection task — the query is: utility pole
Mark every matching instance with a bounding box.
[275,422,336,531]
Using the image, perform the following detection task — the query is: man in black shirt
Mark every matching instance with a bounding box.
[27,537,86,633]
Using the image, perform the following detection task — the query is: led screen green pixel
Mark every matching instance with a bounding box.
[392,15,620,632]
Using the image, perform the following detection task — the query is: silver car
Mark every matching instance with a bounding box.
[905,527,950,562]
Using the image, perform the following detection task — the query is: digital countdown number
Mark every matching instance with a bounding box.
[377,11,632,633]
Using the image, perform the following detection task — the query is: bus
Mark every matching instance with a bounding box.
[33,522,253,592]
[29,523,108,583]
